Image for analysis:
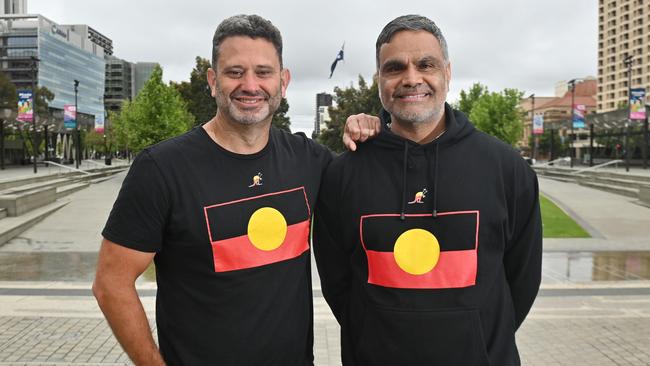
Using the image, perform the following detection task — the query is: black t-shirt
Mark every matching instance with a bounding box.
[102,126,331,365]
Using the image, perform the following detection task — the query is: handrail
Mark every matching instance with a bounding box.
[42,161,92,175]
[535,157,571,167]
[572,160,623,175]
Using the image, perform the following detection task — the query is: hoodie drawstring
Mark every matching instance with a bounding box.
[432,143,439,219]
[400,141,408,221]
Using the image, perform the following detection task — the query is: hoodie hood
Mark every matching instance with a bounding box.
[368,103,475,221]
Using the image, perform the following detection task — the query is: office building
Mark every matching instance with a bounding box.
[313,92,333,137]
[598,0,649,112]
[0,14,107,124]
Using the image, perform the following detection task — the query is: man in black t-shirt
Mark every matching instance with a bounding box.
[93,15,379,366]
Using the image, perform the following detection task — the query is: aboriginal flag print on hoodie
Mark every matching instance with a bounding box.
[314,104,542,366]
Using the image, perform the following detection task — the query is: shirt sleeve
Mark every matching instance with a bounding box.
[102,149,170,253]
[504,160,543,330]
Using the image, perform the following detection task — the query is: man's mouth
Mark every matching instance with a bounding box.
[397,93,431,101]
[233,96,265,104]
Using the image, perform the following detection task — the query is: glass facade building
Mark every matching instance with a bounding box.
[0,14,106,128]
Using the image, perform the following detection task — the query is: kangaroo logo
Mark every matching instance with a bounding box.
[408,188,427,204]
[248,172,263,187]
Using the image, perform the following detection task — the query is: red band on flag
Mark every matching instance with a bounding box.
[366,249,477,289]
[212,220,310,272]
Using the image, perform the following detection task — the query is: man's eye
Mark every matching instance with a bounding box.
[227,71,243,77]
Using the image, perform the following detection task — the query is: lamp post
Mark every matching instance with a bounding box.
[529,94,536,161]
[568,79,578,168]
[74,79,80,169]
[30,56,40,174]
[624,55,633,172]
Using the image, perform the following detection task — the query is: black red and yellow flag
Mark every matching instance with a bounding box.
[204,187,311,272]
[360,211,480,289]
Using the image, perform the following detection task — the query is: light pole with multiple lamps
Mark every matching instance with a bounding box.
[74,79,80,169]
[567,79,579,168]
[30,55,40,174]
[623,55,634,173]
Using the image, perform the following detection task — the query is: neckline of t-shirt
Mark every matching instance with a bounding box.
[196,125,273,160]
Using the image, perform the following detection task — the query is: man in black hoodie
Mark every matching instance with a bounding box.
[314,14,542,366]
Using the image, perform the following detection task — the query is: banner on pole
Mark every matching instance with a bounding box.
[17,90,33,122]
[533,113,544,135]
[572,104,585,129]
[64,105,76,129]
[629,88,646,120]
[95,114,105,133]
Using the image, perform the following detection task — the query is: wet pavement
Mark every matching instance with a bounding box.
[2,250,650,285]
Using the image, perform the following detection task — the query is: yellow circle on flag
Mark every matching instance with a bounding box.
[247,207,287,251]
[393,229,440,275]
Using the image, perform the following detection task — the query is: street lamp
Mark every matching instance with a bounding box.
[529,94,536,161]
[568,79,577,168]
[623,55,633,173]
[74,79,80,169]
[30,55,40,174]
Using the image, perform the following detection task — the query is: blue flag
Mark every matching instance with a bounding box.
[329,43,344,78]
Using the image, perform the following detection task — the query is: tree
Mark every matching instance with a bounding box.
[469,88,524,146]
[0,72,17,110]
[115,65,194,153]
[454,82,487,116]
[272,98,291,132]
[318,75,382,152]
[172,56,216,126]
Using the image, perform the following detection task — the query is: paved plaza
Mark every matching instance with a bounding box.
[0,166,649,365]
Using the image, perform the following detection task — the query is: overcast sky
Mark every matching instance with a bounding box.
[29,0,597,135]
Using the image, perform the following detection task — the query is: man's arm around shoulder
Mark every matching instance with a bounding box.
[93,239,165,366]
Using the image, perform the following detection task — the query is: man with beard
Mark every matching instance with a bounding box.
[314,15,542,365]
[93,14,378,365]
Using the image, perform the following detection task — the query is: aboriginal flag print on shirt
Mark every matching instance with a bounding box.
[360,210,480,289]
[204,187,311,272]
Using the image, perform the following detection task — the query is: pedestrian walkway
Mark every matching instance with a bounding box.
[0,169,649,365]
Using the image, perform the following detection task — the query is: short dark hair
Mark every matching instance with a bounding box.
[375,14,449,68]
[212,14,283,68]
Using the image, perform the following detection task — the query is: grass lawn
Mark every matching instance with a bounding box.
[540,194,590,238]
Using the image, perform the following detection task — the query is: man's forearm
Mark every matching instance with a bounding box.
[94,283,164,365]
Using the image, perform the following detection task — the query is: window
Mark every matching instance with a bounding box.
[7,37,37,47]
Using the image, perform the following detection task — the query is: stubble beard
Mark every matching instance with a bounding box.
[215,84,282,126]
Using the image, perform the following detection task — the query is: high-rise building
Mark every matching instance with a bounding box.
[132,62,157,97]
[598,0,648,112]
[1,0,27,15]
[0,14,107,123]
[313,92,333,137]
[104,55,133,113]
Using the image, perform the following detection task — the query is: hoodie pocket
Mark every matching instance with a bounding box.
[355,306,490,366]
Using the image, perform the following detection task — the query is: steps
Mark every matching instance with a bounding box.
[0,200,70,245]
[0,163,129,247]
[535,166,650,203]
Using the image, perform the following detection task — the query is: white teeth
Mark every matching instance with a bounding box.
[400,94,427,99]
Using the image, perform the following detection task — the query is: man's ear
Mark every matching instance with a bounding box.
[207,67,217,97]
[280,68,291,98]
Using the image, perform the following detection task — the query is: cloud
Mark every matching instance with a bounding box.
[29,0,597,135]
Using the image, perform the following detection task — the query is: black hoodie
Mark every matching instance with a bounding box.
[314,103,542,366]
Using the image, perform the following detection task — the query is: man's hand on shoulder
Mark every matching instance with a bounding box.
[342,113,381,152]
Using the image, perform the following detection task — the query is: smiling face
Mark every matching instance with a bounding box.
[378,30,451,127]
[207,36,290,126]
